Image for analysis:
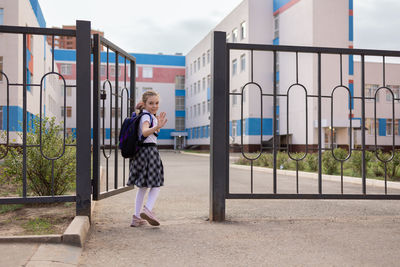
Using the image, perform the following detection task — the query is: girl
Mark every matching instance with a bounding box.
[127,90,167,227]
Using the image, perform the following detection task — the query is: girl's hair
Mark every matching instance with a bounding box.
[136,90,159,112]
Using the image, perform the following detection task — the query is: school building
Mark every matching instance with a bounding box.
[0,0,63,143]
[1,0,400,151]
[185,0,400,151]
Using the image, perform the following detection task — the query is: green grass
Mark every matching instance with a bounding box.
[22,218,56,235]
[0,204,24,214]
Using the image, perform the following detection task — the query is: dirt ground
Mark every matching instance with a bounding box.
[0,202,75,236]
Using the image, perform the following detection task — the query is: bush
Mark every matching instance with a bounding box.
[2,117,76,196]
[375,150,400,180]
[322,150,339,175]
[349,150,373,177]
[305,153,318,172]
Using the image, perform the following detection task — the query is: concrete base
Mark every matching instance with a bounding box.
[62,216,90,247]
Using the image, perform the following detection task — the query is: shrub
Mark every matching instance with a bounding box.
[349,150,373,177]
[287,152,306,171]
[322,150,339,175]
[277,152,289,169]
[375,150,400,180]
[305,153,318,172]
[2,117,76,196]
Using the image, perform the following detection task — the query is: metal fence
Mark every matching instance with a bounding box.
[0,21,92,217]
[92,34,136,200]
[210,31,400,222]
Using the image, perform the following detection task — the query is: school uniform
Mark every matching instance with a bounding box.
[127,110,164,188]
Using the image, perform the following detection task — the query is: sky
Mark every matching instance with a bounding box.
[38,0,400,55]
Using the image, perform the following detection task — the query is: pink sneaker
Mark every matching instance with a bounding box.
[130,215,146,227]
[140,206,160,226]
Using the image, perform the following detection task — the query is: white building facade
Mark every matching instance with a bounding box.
[185,0,400,151]
[0,0,62,142]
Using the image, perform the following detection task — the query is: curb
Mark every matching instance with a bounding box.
[181,151,400,190]
[0,216,90,246]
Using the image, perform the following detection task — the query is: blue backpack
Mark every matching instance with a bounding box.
[119,112,153,158]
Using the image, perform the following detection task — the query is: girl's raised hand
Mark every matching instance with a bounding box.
[157,112,168,129]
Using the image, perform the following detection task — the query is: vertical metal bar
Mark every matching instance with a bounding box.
[318,53,322,194]
[273,50,277,194]
[210,31,227,222]
[115,52,119,189]
[250,161,253,194]
[361,55,366,194]
[130,60,136,115]
[51,35,55,72]
[92,34,101,200]
[76,20,92,218]
[22,34,27,198]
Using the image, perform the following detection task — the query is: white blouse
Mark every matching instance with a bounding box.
[138,109,158,144]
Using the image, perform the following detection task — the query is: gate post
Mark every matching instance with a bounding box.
[76,20,92,218]
[92,34,101,200]
[210,31,227,222]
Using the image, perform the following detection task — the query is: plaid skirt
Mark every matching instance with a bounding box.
[127,146,164,188]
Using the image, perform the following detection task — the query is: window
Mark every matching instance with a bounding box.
[232,28,238,43]
[226,33,231,42]
[232,59,237,76]
[142,87,152,94]
[175,117,185,131]
[66,87,72,97]
[143,67,153,78]
[0,56,3,81]
[387,119,393,136]
[232,120,237,137]
[207,50,210,64]
[202,53,206,67]
[175,75,185,89]
[232,90,238,105]
[274,16,279,39]
[193,83,196,95]
[0,8,3,25]
[194,60,196,72]
[202,77,206,91]
[100,107,105,118]
[366,118,378,135]
[365,84,379,102]
[100,65,106,76]
[190,85,193,96]
[396,119,400,136]
[207,75,211,89]
[176,96,185,110]
[197,104,200,116]
[240,54,246,72]
[111,107,121,117]
[386,85,400,102]
[240,21,247,40]
[135,66,138,78]
[110,66,121,77]
[197,80,200,93]
[190,106,193,118]
[207,100,210,113]
[60,64,72,75]
[197,57,200,70]
[202,101,206,114]
[66,106,72,117]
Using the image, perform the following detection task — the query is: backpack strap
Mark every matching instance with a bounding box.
[139,112,158,140]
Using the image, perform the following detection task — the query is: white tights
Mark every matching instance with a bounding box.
[135,187,160,217]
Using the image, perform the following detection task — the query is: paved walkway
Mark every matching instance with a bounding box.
[78,152,400,266]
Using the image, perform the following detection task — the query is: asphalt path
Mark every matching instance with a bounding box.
[79,151,400,266]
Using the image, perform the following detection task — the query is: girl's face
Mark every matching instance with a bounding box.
[144,95,159,114]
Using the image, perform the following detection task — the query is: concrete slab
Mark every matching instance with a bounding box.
[0,234,62,243]
[0,243,39,267]
[28,243,82,266]
[62,216,90,247]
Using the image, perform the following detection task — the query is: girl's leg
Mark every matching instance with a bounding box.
[145,187,160,211]
[135,187,147,217]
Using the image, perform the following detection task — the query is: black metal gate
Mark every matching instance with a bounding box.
[210,31,400,222]
[91,34,136,200]
[0,21,137,218]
